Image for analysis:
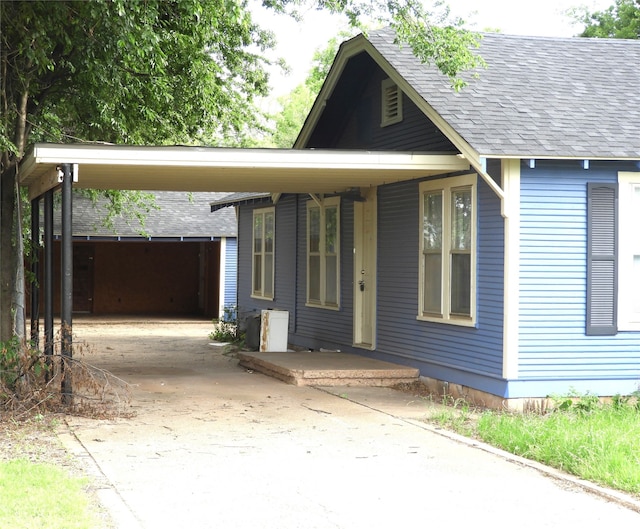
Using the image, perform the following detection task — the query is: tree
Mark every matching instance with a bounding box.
[0,0,274,340]
[1,0,483,343]
[572,0,640,38]
[268,35,345,148]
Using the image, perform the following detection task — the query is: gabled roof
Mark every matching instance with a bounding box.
[300,28,640,161]
[54,191,237,238]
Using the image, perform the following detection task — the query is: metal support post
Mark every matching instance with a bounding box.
[44,190,54,377]
[60,164,73,404]
[30,197,40,348]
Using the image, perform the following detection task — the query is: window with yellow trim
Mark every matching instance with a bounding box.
[307,197,340,308]
[252,208,275,299]
[419,174,476,325]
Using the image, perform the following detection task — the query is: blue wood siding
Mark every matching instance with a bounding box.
[237,197,297,332]
[307,62,458,152]
[266,174,506,394]
[223,237,237,309]
[338,67,458,151]
[517,160,640,393]
[291,196,355,349]
[373,175,504,382]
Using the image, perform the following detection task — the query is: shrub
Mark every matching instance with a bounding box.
[210,304,244,344]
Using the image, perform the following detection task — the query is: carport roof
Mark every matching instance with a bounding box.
[19,143,469,200]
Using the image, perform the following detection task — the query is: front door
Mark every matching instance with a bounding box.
[353,187,377,349]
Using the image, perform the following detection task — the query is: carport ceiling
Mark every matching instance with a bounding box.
[19,143,470,199]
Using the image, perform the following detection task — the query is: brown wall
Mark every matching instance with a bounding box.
[92,242,200,314]
[31,240,220,317]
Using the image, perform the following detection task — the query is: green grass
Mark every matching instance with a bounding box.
[432,395,640,496]
[0,459,100,529]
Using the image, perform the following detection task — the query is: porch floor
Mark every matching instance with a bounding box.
[236,350,420,387]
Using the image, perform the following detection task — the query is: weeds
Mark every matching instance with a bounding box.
[1,327,131,420]
[210,304,244,344]
[396,381,640,497]
[427,393,479,436]
[475,391,640,495]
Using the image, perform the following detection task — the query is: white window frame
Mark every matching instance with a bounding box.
[251,207,275,300]
[618,172,640,330]
[380,78,403,127]
[306,197,340,309]
[418,174,477,326]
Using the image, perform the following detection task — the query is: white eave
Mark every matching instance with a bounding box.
[19,143,470,199]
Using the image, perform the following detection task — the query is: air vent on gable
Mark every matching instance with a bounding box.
[381,78,403,127]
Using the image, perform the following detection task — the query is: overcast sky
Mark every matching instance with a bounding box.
[251,0,615,99]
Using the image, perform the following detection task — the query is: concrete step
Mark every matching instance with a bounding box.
[237,351,420,387]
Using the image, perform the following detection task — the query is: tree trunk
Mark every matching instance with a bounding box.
[0,165,17,342]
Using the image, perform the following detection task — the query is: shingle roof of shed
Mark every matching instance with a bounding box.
[367,28,640,159]
[54,191,237,238]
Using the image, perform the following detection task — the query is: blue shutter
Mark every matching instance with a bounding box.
[586,183,618,335]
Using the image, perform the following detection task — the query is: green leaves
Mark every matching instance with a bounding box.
[2,0,484,157]
[260,1,484,91]
[1,0,275,152]
[76,189,159,237]
[574,0,640,39]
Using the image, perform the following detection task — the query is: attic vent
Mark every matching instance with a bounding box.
[381,78,403,127]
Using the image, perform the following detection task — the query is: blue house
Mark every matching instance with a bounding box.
[213,29,640,407]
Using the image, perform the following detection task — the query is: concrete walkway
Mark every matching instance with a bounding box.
[60,320,640,528]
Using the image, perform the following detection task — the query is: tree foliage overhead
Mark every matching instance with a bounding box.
[0,0,483,342]
[572,0,640,38]
[0,0,274,159]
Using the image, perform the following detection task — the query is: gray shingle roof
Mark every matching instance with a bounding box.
[209,192,271,212]
[367,28,640,159]
[54,191,237,238]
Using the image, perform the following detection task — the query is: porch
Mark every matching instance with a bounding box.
[236,350,420,387]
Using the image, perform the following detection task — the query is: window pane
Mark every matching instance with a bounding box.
[423,192,442,250]
[325,206,338,254]
[253,214,262,253]
[253,255,262,294]
[423,254,442,314]
[451,187,472,251]
[264,254,273,297]
[325,255,338,304]
[264,212,274,253]
[309,255,320,301]
[309,208,320,253]
[451,253,471,315]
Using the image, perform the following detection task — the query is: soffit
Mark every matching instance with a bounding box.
[19,143,469,199]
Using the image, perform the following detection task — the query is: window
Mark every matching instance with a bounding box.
[307,197,340,308]
[419,174,476,325]
[252,208,274,299]
[618,173,640,331]
[381,78,403,127]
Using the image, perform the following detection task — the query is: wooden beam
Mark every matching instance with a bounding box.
[28,166,61,200]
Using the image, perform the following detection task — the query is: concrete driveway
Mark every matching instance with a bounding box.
[60,319,640,528]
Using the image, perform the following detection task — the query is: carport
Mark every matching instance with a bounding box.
[18,142,469,399]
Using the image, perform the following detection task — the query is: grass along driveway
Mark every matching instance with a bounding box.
[429,393,640,497]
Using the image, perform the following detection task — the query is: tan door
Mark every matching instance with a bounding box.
[353,187,377,349]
